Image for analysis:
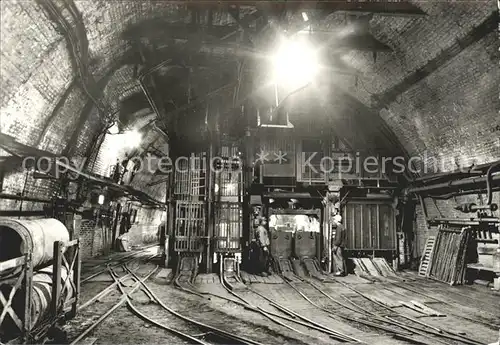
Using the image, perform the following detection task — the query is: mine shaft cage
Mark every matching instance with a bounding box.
[0,240,81,344]
[213,143,243,253]
[214,202,243,252]
[174,201,206,252]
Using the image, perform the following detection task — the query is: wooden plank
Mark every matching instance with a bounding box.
[0,256,26,272]
[410,300,446,317]
[360,258,380,276]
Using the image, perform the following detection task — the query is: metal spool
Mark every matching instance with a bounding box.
[0,218,70,278]
[30,266,74,330]
[1,266,74,334]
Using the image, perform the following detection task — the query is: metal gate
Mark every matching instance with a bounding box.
[214,203,242,252]
[174,201,205,252]
[342,201,396,251]
[174,153,206,201]
[213,144,242,253]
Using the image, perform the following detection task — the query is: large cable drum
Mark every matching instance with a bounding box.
[0,266,74,337]
[30,266,74,330]
[0,218,70,277]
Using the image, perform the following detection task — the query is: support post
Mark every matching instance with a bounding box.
[70,240,81,318]
[23,253,33,343]
[51,241,63,315]
[206,142,215,273]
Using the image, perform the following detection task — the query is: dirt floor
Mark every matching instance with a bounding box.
[65,248,500,345]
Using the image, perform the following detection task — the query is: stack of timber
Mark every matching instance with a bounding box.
[352,257,397,277]
[427,226,472,286]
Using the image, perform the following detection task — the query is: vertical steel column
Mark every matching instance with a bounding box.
[327,202,332,273]
[51,241,63,316]
[360,204,364,249]
[376,204,381,249]
[70,240,81,318]
[23,253,33,342]
[167,154,176,263]
[206,143,215,273]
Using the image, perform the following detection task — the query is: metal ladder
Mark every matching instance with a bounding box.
[419,236,436,277]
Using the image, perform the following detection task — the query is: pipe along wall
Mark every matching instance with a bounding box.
[0,218,74,338]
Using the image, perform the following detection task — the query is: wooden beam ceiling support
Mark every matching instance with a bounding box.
[372,11,497,110]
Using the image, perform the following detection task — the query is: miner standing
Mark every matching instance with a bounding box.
[332,214,347,276]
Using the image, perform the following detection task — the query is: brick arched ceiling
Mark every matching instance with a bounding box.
[1,0,498,178]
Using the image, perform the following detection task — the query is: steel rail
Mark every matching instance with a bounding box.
[77,272,132,311]
[218,271,360,342]
[218,273,307,336]
[285,276,450,345]
[385,281,500,330]
[108,266,155,301]
[69,266,159,345]
[247,287,360,343]
[81,245,158,283]
[124,265,264,345]
[108,267,210,345]
[280,278,415,340]
[334,279,484,345]
[188,285,360,341]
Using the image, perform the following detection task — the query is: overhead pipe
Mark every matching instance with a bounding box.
[405,172,500,194]
[413,160,500,183]
[428,217,499,225]
[426,185,500,200]
[0,193,51,204]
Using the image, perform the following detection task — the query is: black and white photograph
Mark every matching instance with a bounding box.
[0,1,499,344]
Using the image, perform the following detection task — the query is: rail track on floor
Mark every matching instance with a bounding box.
[175,267,491,345]
[173,271,361,343]
[376,275,500,331]
[72,261,269,345]
[285,276,488,345]
[80,244,159,284]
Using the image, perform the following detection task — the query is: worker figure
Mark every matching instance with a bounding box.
[255,218,272,276]
[119,211,131,235]
[332,214,347,276]
[248,224,261,274]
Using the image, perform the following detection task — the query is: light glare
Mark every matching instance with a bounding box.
[108,123,120,134]
[302,12,309,21]
[124,130,142,148]
[272,39,319,87]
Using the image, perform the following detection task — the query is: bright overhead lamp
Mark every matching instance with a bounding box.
[108,123,120,135]
[302,12,309,22]
[271,38,319,88]
[124,130,142,148]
